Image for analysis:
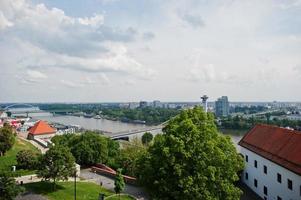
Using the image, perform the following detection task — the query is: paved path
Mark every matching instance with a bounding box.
[16,175,41,184]
[80,168,149,200]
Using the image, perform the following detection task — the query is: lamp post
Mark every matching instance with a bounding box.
[74,171,77,200]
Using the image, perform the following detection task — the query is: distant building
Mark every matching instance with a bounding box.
[215,96,229,117]
[139,101,148,108]
[0,111,8,119]
[239,125,301,200]
[153,100,162,108]
[129,102,139,109]
[27,120,56,140]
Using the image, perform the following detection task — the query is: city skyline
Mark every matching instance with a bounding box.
[1,0,301,102]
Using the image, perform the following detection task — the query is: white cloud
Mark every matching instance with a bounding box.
[1,0,301,102]
[0,11,13,30]
[60,80,83,88]
[78,14,104,27]
[26,70,47,79]
[0,0,154,80]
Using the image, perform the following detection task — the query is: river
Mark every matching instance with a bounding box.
[30,114,150,133]
[28,112,244,147]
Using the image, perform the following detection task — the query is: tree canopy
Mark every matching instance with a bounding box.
[0,172,24,200]
[37,145,75,190]
[137,107,244,200]
[141,132,153,145]
[16,149,39,170]
[116,138,146,177]
[52,132,114,166]
[0,124,16,156]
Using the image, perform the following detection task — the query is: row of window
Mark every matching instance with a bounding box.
[245,173,297,191]
[245,154,301,196]
[246,176,283,200]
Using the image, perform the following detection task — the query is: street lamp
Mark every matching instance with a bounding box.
[74,171,77,200]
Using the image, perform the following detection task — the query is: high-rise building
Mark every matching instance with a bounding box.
[215,96,230,117]
[139,101,148,108]
[153,100,162,108]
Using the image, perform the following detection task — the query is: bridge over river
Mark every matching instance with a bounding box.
[109,125,164,141]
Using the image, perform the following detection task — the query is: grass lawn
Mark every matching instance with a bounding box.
[0,138,40,176]
[24,181,135,200]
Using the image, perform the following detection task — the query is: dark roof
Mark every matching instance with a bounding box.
[239,124,301,176]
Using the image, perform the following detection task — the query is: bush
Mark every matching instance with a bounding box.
[141,132,153,145]
[0,124,16,156]
[16,150,38,170]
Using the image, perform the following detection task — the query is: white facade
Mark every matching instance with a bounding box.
[241,147,301,200]
[28,133,56,140]
[0,112,8,119]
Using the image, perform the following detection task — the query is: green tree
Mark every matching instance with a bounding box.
[141,132,153,145]
[16,150,39,169]
[0,173,24,200]
[137,107,244,200]
[71,132,108,165]
[0,124,16,156]
[37,145,75,190]
[114,168,125,199]
[52,132,109,166]
[117,138,146,176]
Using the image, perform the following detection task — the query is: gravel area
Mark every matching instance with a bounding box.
[16,192,48,200]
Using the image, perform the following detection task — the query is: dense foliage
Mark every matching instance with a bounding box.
[16,149,39,170]
[116,139,147,177]
[0,172,24,200]
[137,107,244,199]
[101,107,180,125]
[0,124,16,156]
[37,145,75,190]
[141,132,153,145]
[220,115,301,130]
[52,132,119,166]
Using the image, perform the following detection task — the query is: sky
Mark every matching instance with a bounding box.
[0,0,301,103]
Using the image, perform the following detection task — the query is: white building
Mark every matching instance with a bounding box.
[239,124,301,200]
[0,111,8,119]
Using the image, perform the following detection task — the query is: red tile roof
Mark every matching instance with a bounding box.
[239,124,301,176]
[28,120,56,135]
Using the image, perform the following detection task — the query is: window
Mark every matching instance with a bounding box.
[288,179,293,190]
[277,196,282,200]
[245,172,248,180]
[254,160,257,168]
[254,179,258,188]
[263,186,268,195]
[300,185,301,196]
[245,155,248,162]
[277,173,282,183]
[263,165,267,174]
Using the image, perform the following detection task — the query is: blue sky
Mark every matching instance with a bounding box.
[0,0,301,102]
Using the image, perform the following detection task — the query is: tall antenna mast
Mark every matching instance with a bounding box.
[201,95,209,112]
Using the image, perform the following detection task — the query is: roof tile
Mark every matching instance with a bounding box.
[239,124,301,175]
[28,120,56,135]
